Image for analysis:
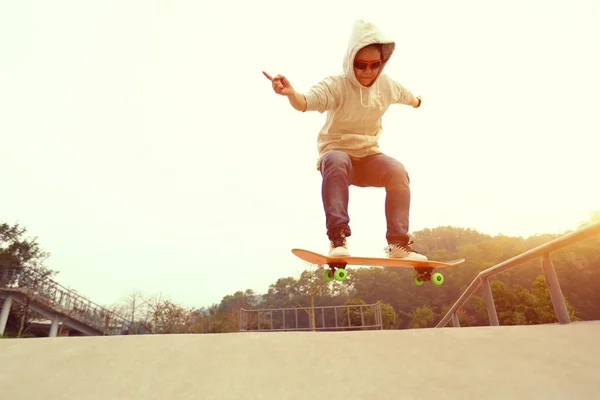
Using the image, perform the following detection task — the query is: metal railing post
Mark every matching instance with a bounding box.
[481,277,499,326]
[347,306,351,327]
[451,313,461,327]
[0,295,13,335]
[540,253,571,324]
[360,305,365,328]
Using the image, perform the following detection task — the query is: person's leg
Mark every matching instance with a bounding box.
[320,151,353,256]
[352,153,427,260]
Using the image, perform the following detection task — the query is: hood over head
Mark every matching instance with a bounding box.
[343,19,396,88]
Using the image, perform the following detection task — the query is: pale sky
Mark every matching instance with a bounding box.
[1,0,598,310]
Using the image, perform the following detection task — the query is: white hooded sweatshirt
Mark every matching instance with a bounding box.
[303,20,416,170]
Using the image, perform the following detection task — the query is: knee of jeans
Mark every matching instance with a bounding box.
[387,164,410,188]
[321,151,351,172]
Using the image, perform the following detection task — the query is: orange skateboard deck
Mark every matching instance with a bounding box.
[291,248,465,285]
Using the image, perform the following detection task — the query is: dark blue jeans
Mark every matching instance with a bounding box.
[320,151,411,244]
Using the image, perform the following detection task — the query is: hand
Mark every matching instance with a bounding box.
[414,95,422,108]
[262,71,294,96]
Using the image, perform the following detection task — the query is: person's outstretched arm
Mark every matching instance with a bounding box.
[262,71,307,112]
[389,77,422,108]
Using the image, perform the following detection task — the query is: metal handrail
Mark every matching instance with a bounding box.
[436,221,600,328]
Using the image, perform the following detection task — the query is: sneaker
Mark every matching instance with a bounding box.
[384,239,427,261]
[329,235,350,257]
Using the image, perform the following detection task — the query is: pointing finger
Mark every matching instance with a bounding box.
[262,71,273,81]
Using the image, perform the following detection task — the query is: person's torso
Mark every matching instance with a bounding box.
[317,75,393,157]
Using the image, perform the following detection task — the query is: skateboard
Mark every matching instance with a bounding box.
[291,248,465,286]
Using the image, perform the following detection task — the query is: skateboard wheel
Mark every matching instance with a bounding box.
[324,270,335,282]
[334,268,347,281]
[413,274,424,286]
[432,272,444,285]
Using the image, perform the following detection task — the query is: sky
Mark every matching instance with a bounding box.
[1,0,598,311]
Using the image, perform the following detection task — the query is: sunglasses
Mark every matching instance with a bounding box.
[353,59,382,70]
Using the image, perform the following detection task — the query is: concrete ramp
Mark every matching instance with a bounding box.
[1,323,599,399]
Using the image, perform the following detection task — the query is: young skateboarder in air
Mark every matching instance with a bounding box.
[263,19,427,261]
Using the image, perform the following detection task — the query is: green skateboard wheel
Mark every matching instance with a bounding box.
[413,274,424,285]
[334,268,347,281]
[324,270,335,282]
[432,272,444,285]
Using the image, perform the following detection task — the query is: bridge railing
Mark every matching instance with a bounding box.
[436,221,600,328]
[0,266,145,335]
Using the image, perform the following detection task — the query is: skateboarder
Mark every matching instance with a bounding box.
[263,19,427,261]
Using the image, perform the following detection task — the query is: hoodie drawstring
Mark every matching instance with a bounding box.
[359,81,380,107]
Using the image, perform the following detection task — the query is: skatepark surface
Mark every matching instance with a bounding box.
[1,323,598,399]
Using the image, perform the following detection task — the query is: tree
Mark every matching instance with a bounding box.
[0,222,52,273]
[188,304,239,333]
[150,299,195,333]
[530,275,578,324]
[216,289,262,332]
[295,266,330,331]
[1,222,58,337]
[411,226,491,255]
[380,302,397,329]
[408,306,435,329]
[266,278,299,309]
